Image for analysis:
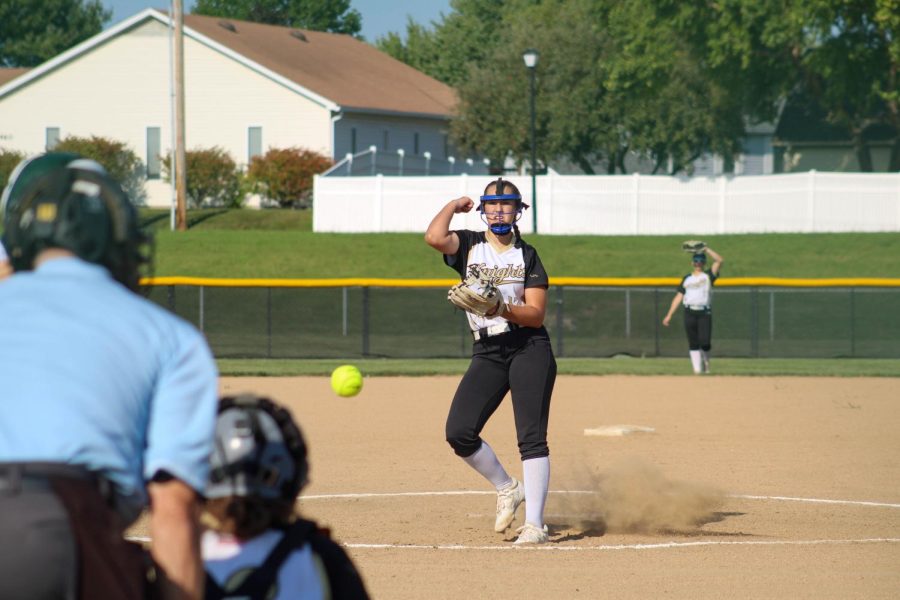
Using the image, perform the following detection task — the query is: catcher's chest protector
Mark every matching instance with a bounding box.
[446,230,548,332]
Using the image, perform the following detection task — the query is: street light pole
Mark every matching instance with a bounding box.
[523,49,539,233]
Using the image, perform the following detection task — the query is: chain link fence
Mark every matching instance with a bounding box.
[145,282,900,359]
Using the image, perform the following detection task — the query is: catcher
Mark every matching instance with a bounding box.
[662,241,724,373]
[202,394,369,600]
[424,177,558,545]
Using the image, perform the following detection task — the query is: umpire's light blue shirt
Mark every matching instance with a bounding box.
[0,257,218,505]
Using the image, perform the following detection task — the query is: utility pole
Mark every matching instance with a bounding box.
[174,0,187,231]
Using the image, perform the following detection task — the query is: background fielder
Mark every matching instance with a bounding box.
[425,177,558,545]
[662,243,724,374]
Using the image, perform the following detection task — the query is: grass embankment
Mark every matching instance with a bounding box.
[141,208,900,279]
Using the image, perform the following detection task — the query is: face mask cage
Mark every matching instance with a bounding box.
[477,178,529,235]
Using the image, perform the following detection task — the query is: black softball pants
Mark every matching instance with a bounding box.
[446,328,557,461]
[684,308,712,351]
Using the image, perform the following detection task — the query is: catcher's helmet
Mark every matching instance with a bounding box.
[477,177,529,235]
[207,394,309,502]
[1,152,151,291]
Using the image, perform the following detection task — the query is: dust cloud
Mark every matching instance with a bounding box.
[557,457,726,534]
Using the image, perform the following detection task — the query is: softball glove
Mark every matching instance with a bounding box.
[682,240,707,253]
[448,273,505,318]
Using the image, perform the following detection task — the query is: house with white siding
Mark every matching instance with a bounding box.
[0,9,457,206]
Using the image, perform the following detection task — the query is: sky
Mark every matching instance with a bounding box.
[102,0,453,41]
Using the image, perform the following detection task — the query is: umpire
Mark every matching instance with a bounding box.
[0,153,218,600]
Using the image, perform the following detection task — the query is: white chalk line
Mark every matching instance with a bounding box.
[125,534,900,552]
[127,491,900,549]
[342,538,900,552]
[732,494,900,509]
[300,490,900,509]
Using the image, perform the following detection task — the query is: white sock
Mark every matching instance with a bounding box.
[462,441,512,489]
[700,350,710,372]
[522,456,550,527]
[689,350,703,374]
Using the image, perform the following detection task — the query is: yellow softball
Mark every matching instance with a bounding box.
[330,365,363,397]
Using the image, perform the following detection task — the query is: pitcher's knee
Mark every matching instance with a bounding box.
[446,436,481,457]
[446,426,481,457]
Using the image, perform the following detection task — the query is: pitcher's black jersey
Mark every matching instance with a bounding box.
[444,230,549,333]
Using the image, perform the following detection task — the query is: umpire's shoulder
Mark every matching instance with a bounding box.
[127,290,208,344]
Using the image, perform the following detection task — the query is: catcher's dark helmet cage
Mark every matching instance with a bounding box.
[1,152,152,291]
[477,177,529,235]
[207,394,309,502]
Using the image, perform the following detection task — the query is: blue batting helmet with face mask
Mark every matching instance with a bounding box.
[477,177,529,235]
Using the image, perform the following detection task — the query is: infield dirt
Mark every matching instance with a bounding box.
[140,375,900,598]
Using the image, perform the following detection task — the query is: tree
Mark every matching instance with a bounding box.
[377,0,512,87]
[387,0,898,172]
[0,0,110,67]
[53,135,146,204]
[192,0,362,36]
[0,148,27,188]
[162,147,245,208]
[452,0,749,174]
[661,0,899,171]
[376,18,440,75]
[247,147,332,208]
[787,0,899,170]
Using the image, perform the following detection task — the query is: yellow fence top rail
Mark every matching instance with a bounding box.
[142,276,900,288]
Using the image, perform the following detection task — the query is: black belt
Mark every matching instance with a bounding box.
[0,462,111,497]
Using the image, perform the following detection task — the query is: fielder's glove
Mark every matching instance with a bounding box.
[448,273,505,318]
[682,240,707,253]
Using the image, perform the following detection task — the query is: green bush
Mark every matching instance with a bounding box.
[53,135,146,204]
[247,147,333,208]
[0,148,27,189]
[162,147,245,209]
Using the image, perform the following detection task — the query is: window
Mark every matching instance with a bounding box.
[46,127,60,150]
[248,127,262,162]
[146,127,161,179]
[382,130,389,150]
[351,128,357,154]
[414,132,420,155]
[443,134,449,159]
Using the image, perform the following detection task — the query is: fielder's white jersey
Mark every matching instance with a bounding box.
[445,230,549,332]
[677,269,718,308]
[203,529,327,600]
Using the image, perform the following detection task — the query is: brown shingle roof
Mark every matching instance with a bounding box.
[0,68,29,87]
[183,14,456,118]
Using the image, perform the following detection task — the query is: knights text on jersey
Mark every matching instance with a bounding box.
[677,269,718,307]
[444,230,549,332]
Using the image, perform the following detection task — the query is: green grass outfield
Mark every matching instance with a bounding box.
[217,357,900,377]
[141,208,900,279]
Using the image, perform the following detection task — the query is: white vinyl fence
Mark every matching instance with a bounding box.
[312,170,900,235]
